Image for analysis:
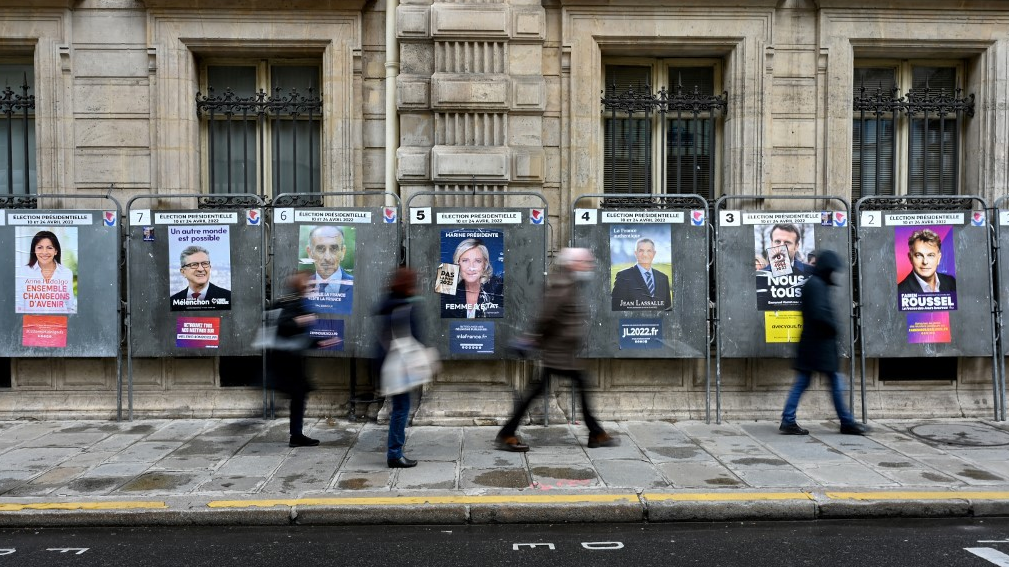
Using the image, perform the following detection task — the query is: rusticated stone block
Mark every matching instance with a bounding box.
[512,7,545,40]
[431,5,509,38]
[512,76,545,111]
[398,76,430,109]
[431,75,509,110]
[511,148,544,182]
[397,147,432,180]
[431,147,509,182]
[397,5,429,38]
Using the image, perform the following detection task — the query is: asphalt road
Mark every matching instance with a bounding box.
[1,518,1009,566]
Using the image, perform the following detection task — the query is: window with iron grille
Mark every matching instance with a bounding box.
[601,61,726,200]
[196,61,321,196]
[852,62,974,200]
[0,63,35,195]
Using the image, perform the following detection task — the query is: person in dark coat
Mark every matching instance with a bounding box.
[375,267,425,468]
[495,248,619,452]
[779,250,869,436]
[267,272,340,448]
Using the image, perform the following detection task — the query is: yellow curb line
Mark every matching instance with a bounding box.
[642,492,812,502]
[207,494,640,508]
[826,491,1009,501]
[0,501,167,512]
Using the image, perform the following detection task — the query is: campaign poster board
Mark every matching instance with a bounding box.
[407,207,546,359]
[0,209,120,357]
[572,207,708,358]
[858,209,993,357]
[127,208,264,357]
[270,206,400,358]
[716,209,852,359]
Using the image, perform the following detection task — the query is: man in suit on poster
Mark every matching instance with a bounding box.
[611,237,671,311]
[170,245,231,310]
[896,228,957,295]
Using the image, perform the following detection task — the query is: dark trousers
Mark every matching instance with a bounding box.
[498,367,604,438]
[289,390,307,437]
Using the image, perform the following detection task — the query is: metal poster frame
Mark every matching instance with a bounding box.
[0,193,124,419]
[714,195,857,425]
[571,193,712,423]
[404,190,549,420]
[125,193,266,421]
[269,191,402,420]
[855,195,1001,422]
[991,196,1007,421]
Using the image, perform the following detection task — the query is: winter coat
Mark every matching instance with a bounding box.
[794,250,842,373]
[529,267,587,371]
[265,295,320,396]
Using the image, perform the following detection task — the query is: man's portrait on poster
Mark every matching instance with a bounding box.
[896,227,957,312]
[301,225,354,314]
[611,235,672,311]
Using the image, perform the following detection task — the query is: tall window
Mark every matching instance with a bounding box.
[852,62,973,200]
[601,60,725,199]
[0,63,35,195]
[197,61,322,196]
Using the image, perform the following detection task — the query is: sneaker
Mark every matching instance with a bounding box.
[779,422,809,435]
[289,435,320,447]
[840,423,870,436]
[494,435,530,452]
[587,432,620,448]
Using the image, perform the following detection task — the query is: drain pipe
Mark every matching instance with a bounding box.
[385,0,400,207]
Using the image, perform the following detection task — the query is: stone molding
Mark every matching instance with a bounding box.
[148,10,363,195]
[0,8,71,195]
[819,9,1008,202]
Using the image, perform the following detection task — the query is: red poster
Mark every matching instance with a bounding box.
[22,315,68,348]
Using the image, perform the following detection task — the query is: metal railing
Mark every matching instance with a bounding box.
[601,81,727,200]
[0,75,34,195]
[196,86,322,195]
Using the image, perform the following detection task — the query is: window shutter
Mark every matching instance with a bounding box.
[603,65,652,194]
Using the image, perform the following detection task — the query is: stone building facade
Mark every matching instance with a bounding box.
[0,0,1005,421]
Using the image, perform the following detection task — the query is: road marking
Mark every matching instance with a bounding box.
[966,548,1009,566]
[0,501,167,512]
[826,491,1009,501]
[207,494,639,508]
[642,492,812,501]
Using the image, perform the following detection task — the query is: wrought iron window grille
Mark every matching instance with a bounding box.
[601,80,727,204]
[853,78,974,197]
[1,75,34,195]
[195,85,322,197]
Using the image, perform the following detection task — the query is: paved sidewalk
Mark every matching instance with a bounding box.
[0,417,1007,526]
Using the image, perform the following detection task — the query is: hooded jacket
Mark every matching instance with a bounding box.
[794,250,842,373]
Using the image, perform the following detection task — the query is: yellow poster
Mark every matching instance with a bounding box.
[764,311,803,343]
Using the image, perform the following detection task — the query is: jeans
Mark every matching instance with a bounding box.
[781,370,855,427]
[498,367,605,438]
[387,392,411,460]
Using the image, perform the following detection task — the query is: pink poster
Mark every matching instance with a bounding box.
[22,315,68,348]
[906,312,952,344]
[175,317,220,349]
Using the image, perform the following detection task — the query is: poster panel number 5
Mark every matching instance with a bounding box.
[411,207,432,224]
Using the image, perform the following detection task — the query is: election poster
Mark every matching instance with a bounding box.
[609,225,673,311]
[298,224,356,314]
[894,225,956,344]
[754,222,816,311]
[168,225,232,311]
[14,227,79,314]
[438,228,504,319]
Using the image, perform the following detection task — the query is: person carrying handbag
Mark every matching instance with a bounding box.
[374,267,431,468]
[267,272,341,448]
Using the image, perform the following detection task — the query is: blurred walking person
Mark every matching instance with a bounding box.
[375,267,428,468]
[495,248,618,452]
[779,250,869,436]
[267,272,340,447]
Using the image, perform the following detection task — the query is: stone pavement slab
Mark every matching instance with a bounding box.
[0,418,1003,525]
